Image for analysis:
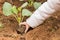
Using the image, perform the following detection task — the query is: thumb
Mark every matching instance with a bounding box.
[25,24,29,33]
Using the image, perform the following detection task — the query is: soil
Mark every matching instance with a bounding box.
[0,0,60,40]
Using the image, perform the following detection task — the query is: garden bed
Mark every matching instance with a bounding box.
[0,0,60,40]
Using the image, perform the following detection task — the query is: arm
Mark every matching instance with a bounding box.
[26,0,60,28]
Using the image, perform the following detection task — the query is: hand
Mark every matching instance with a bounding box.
[19,22,30,33]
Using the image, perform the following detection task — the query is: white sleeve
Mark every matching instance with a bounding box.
[26,0,60,28]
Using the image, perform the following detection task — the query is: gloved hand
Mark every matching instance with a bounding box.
[19,22,30,33]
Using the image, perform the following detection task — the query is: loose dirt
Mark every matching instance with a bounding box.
[0,0,60,40]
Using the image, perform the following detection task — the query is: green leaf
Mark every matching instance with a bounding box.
[21,2,28,8]
[12,6,18,14]
[3,2,13,16]
[22,9,32,16]
[34,2,41,9]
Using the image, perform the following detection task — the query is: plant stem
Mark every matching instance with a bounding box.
[21,16,24,22]
[20,13,22,22]
[12,14,19,23]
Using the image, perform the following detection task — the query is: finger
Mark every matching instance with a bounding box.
[25,25,29,33]
[19,22,26,25]
[19,23,24,25]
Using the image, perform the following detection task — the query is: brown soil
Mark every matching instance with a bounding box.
[0,0,60,40]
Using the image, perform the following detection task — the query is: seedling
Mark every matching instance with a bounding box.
[3,1,42,34]
[3,2,32,34]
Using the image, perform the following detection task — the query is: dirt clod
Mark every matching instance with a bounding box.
[20,37,26,40]
[16,25,26,35]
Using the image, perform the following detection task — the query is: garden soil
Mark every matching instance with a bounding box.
[0,0,60,40]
